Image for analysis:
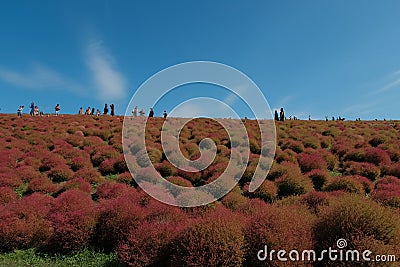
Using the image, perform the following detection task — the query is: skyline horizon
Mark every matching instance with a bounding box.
[1,1,400,120]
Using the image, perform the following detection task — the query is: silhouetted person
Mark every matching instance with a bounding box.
[332,116,335,121]
[274,110,279,121]
[308,115,311,120]
[96,109,101,116]
[79,107,83,115]
[91,107,95,116]
[55,104,60,116]
[30,102,34,116]
[110,104,115,116]
[139,108,145,116]
[149,108,154,117]
[104,104,109,115]
[86,107,91,115]
[279,108,285,122]
[163,110,167,118]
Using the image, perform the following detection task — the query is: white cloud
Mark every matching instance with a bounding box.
[223,93,238,106]
[376,78,400,93]
[0,64,66,89]
[278,94,294,106]
[85,40,127,101]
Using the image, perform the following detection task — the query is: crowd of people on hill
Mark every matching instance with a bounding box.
[16,102,169,119]
[14,103,373,122]
[78,103,116,116]
[131,106,168,118]
[274,107,352,122]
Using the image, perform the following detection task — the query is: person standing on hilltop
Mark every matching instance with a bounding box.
[17,105,24,117]
[132,106,138,117]
[55,104,60,116]
[279,108,285,122]
[149,108,154,118]
[91,107,95,116]
[274,110,279,121]
[110,104,115,116]
[139,108,145,116]
[34,106,39,116]
[30,102,35,116]
[163,110,167,119]
[104,104,109,115]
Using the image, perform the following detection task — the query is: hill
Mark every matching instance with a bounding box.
[0,114,399,266]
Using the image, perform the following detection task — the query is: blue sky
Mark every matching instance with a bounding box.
[1,0,400,120]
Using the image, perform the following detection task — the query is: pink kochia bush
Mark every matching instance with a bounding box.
[44,189,97,253]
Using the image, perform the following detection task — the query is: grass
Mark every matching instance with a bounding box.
[0,249,123,267]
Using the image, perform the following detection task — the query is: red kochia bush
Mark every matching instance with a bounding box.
[57,178,92,195]
[0,193,54,252]
[98,158,118,175]
[300,191,329,214]
[73,168,103,184]
[345,161,381,181]
[170,206,245,267]
[15,165,44,182]
[371,176,400,208]
[297,152,328,173]
[365,147,391,165]
[95,190,145,251]
[94,180,131,200]
[0,186,18,205]
[306,169,331,191]
[117,201,187,267]
[381,163,400,178]
[27,177,59,195]
[244,204,315,267]
[324,176,365,194]
[45,189,97,253]
[0,170,22,188]
[47,165,74,182]
[245,180,278,203]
